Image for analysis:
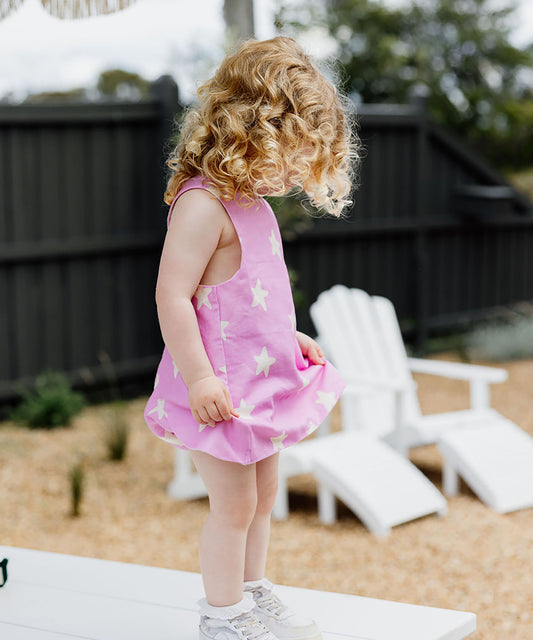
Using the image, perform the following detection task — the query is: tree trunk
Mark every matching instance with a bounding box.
[223,0,255,47]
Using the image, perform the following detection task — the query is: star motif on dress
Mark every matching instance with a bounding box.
[160,430,185,447]
[198,420,216,432]
[236,398,255,418]
[271,431,288,451]
[172,360,179,378]
[221,320,229,340]
[289,309,296,332]
[147,398,168,420]
[251,278,269,311]
[154,373,159,389]
[219,365,227,374]
[297,374,310,393]
[316,390,336,412]
[194,285,213,310]
[306,421,318,435]
[254,346,276,377]
[269,228,282,259]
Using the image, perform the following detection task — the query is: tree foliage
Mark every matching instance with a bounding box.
[276,0,533,169]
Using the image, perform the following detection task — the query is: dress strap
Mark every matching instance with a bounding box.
[166,175,216,228]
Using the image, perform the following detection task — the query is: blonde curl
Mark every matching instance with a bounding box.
[163,36,361,217]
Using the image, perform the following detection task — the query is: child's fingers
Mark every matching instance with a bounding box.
[214,398,232,422]
[223,388,239,418]
[206,401,224,423]
[197,407,214,425]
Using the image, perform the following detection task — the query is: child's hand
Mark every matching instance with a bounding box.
[188,375,240,426]
[296,331,326,365]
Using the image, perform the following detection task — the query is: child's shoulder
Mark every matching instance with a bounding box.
[168,176,227,228]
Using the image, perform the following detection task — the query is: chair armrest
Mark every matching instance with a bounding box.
[343,376,418,393]
[407,357,507,383]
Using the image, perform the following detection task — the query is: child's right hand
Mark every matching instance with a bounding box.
[188,375,240,426]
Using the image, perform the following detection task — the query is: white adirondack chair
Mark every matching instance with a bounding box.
[304,285,533,514]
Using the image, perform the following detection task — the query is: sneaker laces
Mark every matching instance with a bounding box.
[230,611,273,640]
[249,588,291,620]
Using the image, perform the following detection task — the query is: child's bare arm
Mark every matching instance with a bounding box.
[155,188,237,424]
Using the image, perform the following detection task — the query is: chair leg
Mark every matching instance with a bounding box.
[317,483,337,524]
[167,450,208,500]
[272,472,289,520]
[317,412,331,436]
[443,461,459,497]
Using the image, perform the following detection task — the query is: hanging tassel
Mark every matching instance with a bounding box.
[0,0,139,21]
[0,0,24,20]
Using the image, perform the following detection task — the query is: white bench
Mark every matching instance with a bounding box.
[0,545,475,640]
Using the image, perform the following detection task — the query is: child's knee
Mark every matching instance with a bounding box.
[256,473,278,516]
[211,487,258,529]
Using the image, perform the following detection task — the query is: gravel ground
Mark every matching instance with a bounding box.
[1,352,532,640]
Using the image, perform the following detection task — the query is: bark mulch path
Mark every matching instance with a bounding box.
[1,352,532,639]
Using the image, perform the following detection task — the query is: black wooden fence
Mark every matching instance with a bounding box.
[1,75,532,410]
[287,99,533,347]
[0,77,179,410]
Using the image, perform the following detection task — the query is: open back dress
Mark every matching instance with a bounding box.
[144,175,346,464]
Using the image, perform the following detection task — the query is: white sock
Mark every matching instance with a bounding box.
[244,577,274,591]
[197,591,255,620]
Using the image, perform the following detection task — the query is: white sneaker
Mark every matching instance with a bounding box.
[198,592,279,640]
[244,578,322,640]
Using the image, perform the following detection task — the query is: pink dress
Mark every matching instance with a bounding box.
[143,175,346,464]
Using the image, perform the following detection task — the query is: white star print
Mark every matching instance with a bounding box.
[251,278,269,311]
[307,421,318,435]
[236,398,255,418]
[194,286,213,310]
[172,360,179,378]
[221,320,229,340]
[271,432,288,451]
[198,420,216,432]
[219,365,227,374]
[289,309,296,332]
[269,228,282,259]
[154,373,159,389]
[147,398,168,420]
[316,390,336,412]
[160,430,185,447]
[254,346,276,377]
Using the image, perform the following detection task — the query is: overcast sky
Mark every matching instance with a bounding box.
[1,0,532,103]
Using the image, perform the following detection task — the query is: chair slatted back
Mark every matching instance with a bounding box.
[310,285,422,437]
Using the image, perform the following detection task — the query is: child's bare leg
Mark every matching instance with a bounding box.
[244,452,279,581]
[189,450,258,606]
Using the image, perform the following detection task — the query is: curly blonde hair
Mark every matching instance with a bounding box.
[163,36,360,217]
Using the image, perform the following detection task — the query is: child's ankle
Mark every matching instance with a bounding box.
[197,592,255,619]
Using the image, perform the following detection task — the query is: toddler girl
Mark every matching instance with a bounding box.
[144,36,359,640]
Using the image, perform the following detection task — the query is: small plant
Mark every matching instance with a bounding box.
[104,403,130,461]
[97,350,122,403]
[69,457,85,517]
[9,369,86,429]
[464,313,533,362]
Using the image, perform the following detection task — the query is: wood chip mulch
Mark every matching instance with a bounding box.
[1,352,532,640]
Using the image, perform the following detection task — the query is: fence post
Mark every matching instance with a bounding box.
[409,84,430,355]
[149,75,182,224]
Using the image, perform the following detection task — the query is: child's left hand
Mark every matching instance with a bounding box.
[296,331,326,365]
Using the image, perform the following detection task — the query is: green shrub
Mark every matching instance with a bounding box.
[287,267,308,311]
[9,369,86,429]
[104,403,130,461]
[464,314,533,362]
[69,457,85,517]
